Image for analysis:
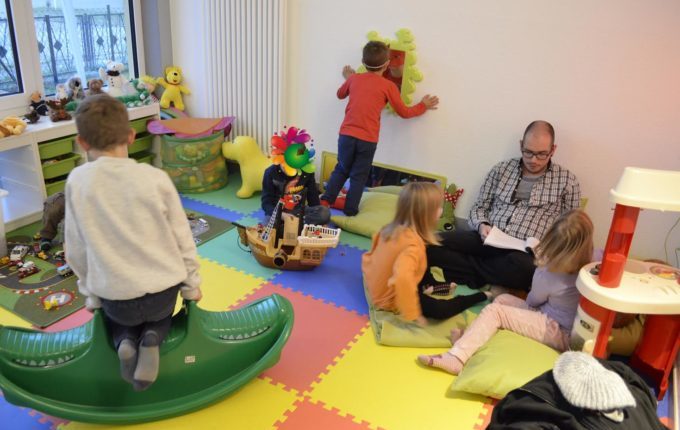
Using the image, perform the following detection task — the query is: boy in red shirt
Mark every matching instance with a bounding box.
[321,41,439,216]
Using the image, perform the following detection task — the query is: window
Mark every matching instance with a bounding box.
[32,0,138,94]
[0,0,23,96]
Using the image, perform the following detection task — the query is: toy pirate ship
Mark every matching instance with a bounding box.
[236,199,340,270]
[235,125,340,270]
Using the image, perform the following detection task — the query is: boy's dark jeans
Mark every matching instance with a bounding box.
[322,135,377,216]
[100,284,181,348]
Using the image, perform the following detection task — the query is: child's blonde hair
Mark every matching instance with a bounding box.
[380,182,442,245]
[535,209,594,274]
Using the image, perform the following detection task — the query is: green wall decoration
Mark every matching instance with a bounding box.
[358,28,423,112]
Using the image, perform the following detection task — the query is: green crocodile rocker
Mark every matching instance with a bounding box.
[0,294,294,424]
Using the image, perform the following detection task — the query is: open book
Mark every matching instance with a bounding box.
[483,226,539,253]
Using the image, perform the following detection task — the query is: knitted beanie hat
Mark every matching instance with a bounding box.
[553,351,636,411]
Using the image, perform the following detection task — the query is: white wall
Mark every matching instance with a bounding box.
[286,0,680,262]
[168,0,207,116]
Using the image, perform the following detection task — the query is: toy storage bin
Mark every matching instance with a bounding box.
[161,131,228,193]
[0,188,7,257]
[38,135,75,160]
[42,153,81,180]
[130,117,153,134]
[129,134,153,154]
[130,151,154,164]
[45,175,68,196]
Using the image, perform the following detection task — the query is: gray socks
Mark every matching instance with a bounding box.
[133,331,161,392]
[117,339,138,384]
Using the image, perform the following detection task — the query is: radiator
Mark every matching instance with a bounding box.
[203,0,286,154]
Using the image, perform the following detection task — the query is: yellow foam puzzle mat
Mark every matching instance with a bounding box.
[307,329,488,430]
[61,377,299,430]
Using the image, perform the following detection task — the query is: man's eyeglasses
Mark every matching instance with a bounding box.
[521,149,552,160]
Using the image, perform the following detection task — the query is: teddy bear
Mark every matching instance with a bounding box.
[46,98,72,122]
[29,91,48,116]
[156,66,191,111]
[222,136,271,198]
[98,60,136,97]
[0,116,27,136]
[66,76,85,101]
[24,107,40,124]
[86,79,104,97]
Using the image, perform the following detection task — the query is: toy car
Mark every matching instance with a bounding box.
[57,264,73,277]
[0,256,9,266]
[18,261,40,279]
[9,245,30,265]
[54,250,66,261]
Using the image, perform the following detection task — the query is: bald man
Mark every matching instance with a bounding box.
[427,120,581,293]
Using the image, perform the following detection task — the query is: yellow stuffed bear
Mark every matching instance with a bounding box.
[222,136,271,198]
[0,116,27,137]
[156,66,191,111]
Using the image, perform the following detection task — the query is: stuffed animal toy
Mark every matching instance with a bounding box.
[46,98,72,122]
[29,91,48,116]
[156,66,190,111]
[222,136,271,198]
[24,107,40,124]
[55,84,69,101]
[437,183,464,231]
[86,79,104,97]
[0,116,27,136]
[98,60,135,97]
[66,76,85,101]
[138,75,159,102]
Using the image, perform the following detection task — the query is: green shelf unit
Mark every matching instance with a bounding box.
[130,151,154,164]
[130,116,153,135]
[37,136,75,160]
[42,153,81,180]
[129,134,153,154]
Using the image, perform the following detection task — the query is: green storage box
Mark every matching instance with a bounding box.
[161,131,228,193]
[129,134,153,154]
[38,136,75,160]
[42,153,81,180]
[45,176,67,196]
[130,151,154,164]
[130,117,152,134]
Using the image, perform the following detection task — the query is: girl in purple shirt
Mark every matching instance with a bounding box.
[418,209,594,375]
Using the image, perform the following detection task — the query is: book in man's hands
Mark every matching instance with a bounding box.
[483,226,540,253]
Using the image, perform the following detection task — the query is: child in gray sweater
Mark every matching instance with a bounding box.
[65,95,202,391]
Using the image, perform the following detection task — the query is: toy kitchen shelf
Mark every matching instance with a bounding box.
[0,103,160,233]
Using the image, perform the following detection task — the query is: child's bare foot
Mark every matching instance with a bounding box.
[417,352,464,375]
[449,328,464,344]
[484,285,510,300]
[342,65,356,79]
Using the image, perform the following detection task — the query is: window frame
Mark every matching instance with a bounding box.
[0,0,145,117]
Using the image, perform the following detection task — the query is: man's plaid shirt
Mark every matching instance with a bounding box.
[468,158,581,240]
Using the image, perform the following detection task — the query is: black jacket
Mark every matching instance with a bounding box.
[261,165,321,217]
[488,360,668,430]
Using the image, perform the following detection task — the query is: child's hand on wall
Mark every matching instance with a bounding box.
[342,65,356,80]
[421,94,439,110]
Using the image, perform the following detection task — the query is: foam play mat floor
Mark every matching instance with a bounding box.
[0,171,674,429]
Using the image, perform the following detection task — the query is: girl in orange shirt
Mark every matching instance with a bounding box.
[362,182,495,325]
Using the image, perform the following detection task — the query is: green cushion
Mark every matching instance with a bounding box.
[364,280,483,347]
[367,185,403,195]
[450,330,560,399]
[332,191,398,238]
